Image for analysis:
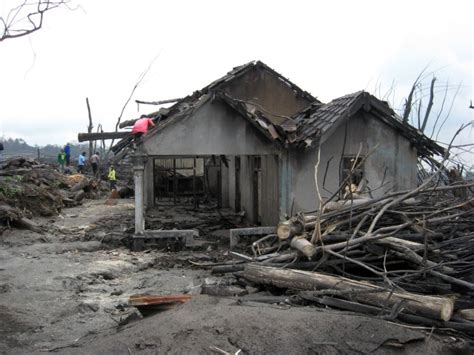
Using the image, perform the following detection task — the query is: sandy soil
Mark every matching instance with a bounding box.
[0,200,470,354]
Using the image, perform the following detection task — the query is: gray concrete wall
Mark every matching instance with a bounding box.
[144,158,154,209]
[239,156,256,223]
[228,156,236,210]
[290,112,418,213]
[365,117,418,193]
[220,159,229,207]
[261,155,280,225]
[140,100,280,156]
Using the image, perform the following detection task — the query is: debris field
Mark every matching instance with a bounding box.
[0,157,473,354]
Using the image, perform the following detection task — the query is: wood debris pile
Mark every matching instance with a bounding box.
[214,179,474,335]
[0,157,107,231]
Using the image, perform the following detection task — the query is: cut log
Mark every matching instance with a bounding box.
[290,236,316,258]
[458,309,474,321]
[277,219,304,240]
[240,264,454,321]
[78,132,131,142]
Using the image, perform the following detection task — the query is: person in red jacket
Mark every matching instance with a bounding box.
[132,115,155,141]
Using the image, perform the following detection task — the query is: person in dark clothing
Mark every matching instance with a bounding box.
[64,143,71,166]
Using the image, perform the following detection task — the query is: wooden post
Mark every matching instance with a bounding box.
[86,97,93,157]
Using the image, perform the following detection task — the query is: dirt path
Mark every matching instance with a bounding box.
[0,200,470,354]
[0,200,206,353]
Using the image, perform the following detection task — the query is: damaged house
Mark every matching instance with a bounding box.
[112,61,444,236]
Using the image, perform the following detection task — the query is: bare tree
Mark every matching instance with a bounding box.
[0,0,69,42]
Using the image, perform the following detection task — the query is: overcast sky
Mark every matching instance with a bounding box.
[0,0,472,161]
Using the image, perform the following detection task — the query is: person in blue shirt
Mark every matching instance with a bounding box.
[77,152,87,174]
[64,143,71,166]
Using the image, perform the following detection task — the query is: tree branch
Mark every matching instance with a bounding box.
[0,1,69,42]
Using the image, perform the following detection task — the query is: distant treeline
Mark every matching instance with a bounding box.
[0,137,88,162]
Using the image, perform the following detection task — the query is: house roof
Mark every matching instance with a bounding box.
[150,61,317,122]
[112,63,444,159]
[293,91,446,157]
[117,61,318,151]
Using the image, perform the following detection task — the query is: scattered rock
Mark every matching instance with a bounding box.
[119,309,143,326]
[78,302,100,313]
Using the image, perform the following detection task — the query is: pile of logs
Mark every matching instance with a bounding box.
[214,180,474,334]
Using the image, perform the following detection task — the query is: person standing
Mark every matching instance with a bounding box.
[77,151,87,174]
[90,152,100,178]
[64,143,71,166]
[132,115,155,141]
[57,149,66,172]
[108,165,117,190]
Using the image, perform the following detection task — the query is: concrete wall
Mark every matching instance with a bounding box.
[227,156,236,210]
[221,159,229,207]
[290,112,418,213]
[144,158,154,209]
[140,100,280,156]
[239,156,255,222]
[261,155,280,225]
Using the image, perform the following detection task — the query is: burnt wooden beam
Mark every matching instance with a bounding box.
[119,119,139,129]
[78,132,132,142]
[135,98,182,106]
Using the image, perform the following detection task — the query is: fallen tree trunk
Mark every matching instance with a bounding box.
[240,264,454,321]
[78,131,131,142]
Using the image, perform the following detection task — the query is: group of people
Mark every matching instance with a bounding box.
[54,114,156,189]
[57,144,117,189]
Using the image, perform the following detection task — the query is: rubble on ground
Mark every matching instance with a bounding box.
[0,157,115,232]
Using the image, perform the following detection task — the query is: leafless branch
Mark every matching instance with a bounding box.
[0,0,69,42]
[107,54,160,153]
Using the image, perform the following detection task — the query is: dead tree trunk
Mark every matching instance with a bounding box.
[86,97,93,157]
[240,264,454,321]
[78,132,131,142]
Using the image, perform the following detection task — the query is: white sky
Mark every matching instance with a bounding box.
[0,0,472,162]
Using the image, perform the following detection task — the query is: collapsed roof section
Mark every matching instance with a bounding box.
[113,61,445,159]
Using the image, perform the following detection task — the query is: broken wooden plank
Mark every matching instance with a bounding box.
[129,294,192,307]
